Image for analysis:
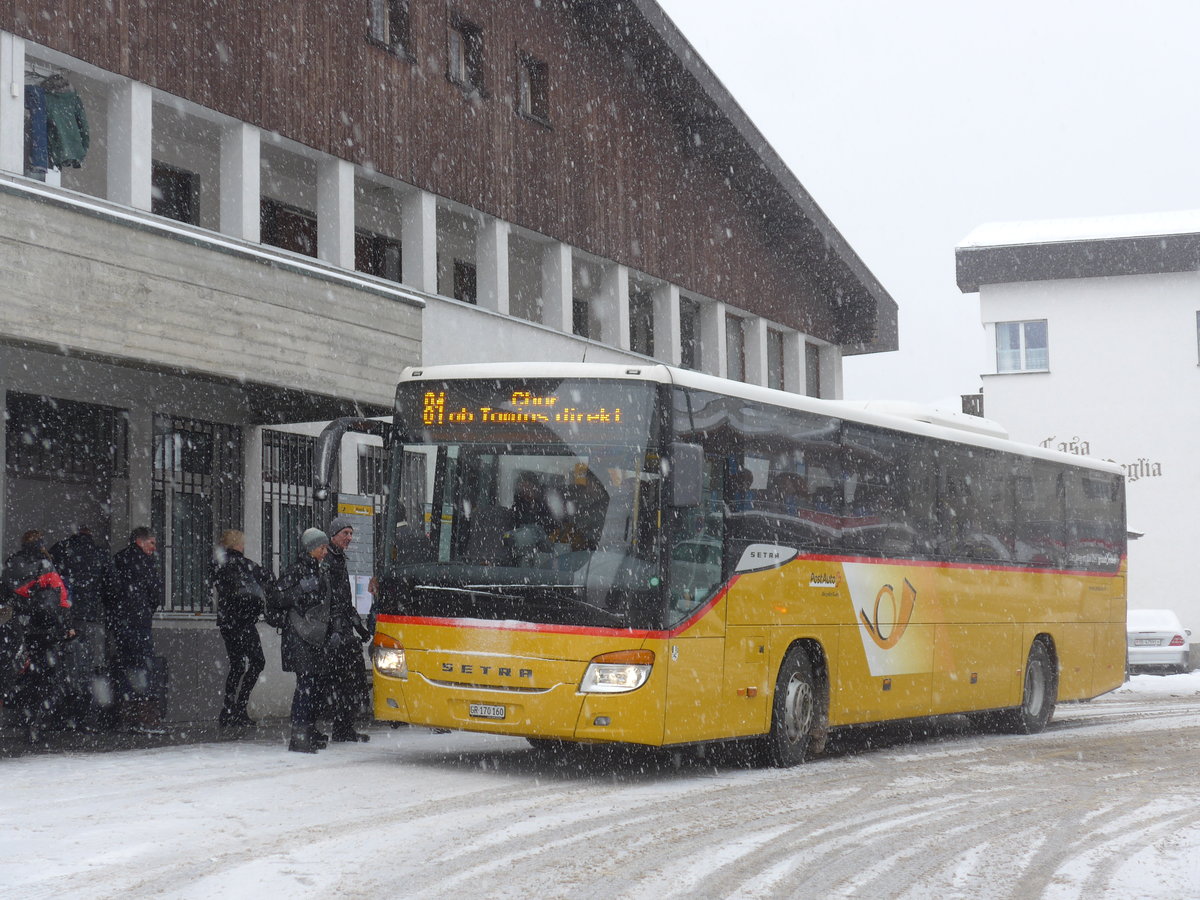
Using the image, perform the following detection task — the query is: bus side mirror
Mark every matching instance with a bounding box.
[668,442,704,507]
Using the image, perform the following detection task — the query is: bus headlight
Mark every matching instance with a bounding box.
[372,635,408,679]
[579,650,654,693]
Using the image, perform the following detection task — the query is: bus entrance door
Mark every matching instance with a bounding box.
[661,603,728,745]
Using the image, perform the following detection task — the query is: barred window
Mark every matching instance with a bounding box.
[153,416,243,613]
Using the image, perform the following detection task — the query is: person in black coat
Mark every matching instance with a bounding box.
[2,530,75,741]
[276,528,333,753]
[50,525,112,729]
[321,517,372,743]
[212,529,272,728]
[105,526,166,734]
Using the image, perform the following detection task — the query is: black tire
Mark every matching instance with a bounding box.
[762,647,822,767]
[1000,641,1057,734]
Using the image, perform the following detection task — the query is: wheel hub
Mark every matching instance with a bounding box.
[784,674,815,744]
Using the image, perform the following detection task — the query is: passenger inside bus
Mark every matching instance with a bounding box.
[764,472,810,516]
[730,468,756,511]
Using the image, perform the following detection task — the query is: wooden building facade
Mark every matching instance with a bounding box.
[0,1,896,723]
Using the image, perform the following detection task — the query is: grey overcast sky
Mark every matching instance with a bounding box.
[655,0,1200,404]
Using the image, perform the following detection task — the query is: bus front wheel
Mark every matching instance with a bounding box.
[763,647,821,767]
[1001,640,1057,734]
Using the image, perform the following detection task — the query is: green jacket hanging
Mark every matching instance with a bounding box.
[43,75,89,169]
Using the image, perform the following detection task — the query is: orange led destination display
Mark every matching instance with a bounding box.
[422,390,622,426]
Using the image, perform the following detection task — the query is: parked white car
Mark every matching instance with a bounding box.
[1126,608,1192,674]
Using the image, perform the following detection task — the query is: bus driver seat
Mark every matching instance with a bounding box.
[465,506,515,565]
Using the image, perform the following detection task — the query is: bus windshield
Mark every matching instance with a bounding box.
[379,378,665,629]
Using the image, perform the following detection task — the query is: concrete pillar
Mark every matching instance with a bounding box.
[317,157,355,269]
[823,343,844,399]
[653,283,682,366]
[126,406,155,530]
[476,216,510,315]
[699,300,726,377]
[242,426,264,562]
[219,122,261,242]
[0,32,24,175]
[541,241,573,333]
[783,331,803,395]
[594,264,630,350]
[107,79,154,211]
[401,189,438,294]
[106,78,153,211]
[744,316,769,386]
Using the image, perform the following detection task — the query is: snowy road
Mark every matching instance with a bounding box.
[4,674,1200,899]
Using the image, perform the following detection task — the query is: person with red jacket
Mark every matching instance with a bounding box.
[2,530,74,742]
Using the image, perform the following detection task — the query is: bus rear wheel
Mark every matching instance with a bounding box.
[1001,640,1057,734]
[762,647,821,767]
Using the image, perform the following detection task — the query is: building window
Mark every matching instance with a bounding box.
[151,161,199,225]
[726,314,745,382]
[6,392,128,482]
[572,297,590,339]
[806,342,821,398]
[448,18,484,91]
[262,430,315,578]
[355,230,402,282]
[629,286,654,357]
[261,198,317,258]
[767,329,785,391]
[153,416,243,613]
[517,54,549,122]
[996,320,1049,373]
[680,297,700,370]
[369,0,411,56]
[453,258,477,304]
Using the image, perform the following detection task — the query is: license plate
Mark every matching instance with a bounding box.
[1134,638,1158,646]
[469,703,506,720]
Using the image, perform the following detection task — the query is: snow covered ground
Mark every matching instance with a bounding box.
[3,673,1199,899]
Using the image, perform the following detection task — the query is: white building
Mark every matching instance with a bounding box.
[956,211,1200,633]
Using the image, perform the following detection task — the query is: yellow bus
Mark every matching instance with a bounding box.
[356,363,1126,766]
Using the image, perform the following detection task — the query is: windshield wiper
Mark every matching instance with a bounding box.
[483,583,626,622]
[417,583,626,624]
[418,584,527,602]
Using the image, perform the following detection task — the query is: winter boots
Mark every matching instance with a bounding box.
[219,707,256,728]
[288,725,327,753]
[331,729,371,743]
[123,698,168,736]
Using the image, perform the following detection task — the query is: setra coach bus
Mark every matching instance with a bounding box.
[319,363,1127,766]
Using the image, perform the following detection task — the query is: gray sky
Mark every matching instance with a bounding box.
[655,0,1200,403]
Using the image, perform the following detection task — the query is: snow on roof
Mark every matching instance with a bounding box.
[958,209,1200,249]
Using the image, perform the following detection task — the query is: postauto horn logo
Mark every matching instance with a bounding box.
[844,564,930,677]
[858,579,917,650]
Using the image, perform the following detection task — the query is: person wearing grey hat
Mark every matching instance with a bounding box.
[300,527,330,553]
[275,528,332,752]
[321,518,372,743]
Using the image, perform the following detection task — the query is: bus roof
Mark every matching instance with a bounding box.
[398,363,1124,476]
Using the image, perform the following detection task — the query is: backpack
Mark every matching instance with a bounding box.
[263,583,290,629]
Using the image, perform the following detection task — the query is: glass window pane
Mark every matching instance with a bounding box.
[1023,320,1048,369]
[996,323,1021,372]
